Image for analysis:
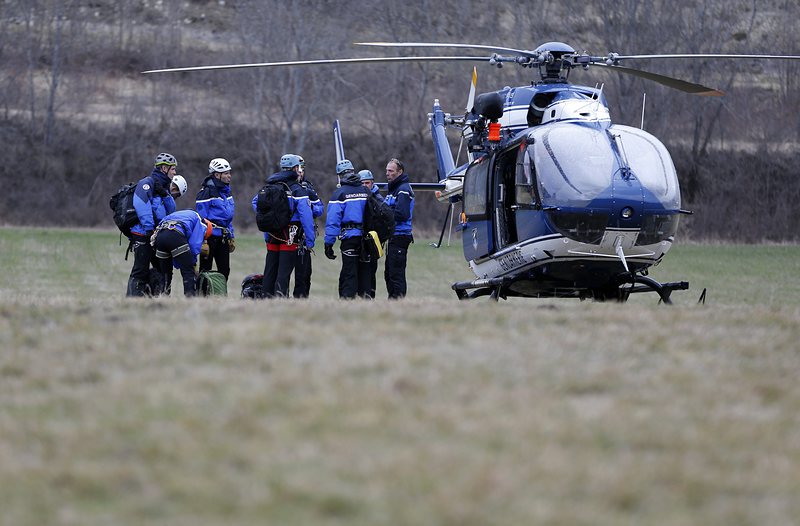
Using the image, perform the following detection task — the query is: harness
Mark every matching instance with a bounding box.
[151,219,191,259]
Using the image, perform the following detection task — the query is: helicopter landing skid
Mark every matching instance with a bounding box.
[619,276,690,305]
[453,275,689,304]
[452,276,509,301]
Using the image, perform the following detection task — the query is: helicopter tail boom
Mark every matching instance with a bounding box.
[429,99,456,182]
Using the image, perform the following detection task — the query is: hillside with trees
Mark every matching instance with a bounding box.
[1,0,798,240]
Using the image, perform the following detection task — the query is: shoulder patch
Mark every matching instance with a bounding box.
[142,183,151,191]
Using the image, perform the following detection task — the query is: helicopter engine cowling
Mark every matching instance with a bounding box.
[473,92,504,120]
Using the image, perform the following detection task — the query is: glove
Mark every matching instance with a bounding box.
[153,181,168,197]
[200,242,210,257]
[228,238,236,253]
[324,243,336,260]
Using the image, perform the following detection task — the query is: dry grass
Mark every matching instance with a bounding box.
[1,228,800,525]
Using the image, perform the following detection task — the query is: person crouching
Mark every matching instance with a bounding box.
[151,210,213,297]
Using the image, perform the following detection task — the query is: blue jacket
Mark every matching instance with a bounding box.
[158,209,209,265]
[302,180,325,218]
[325,174,368,244]
[385,173,414,236]
[250,170,316,248]
[195,175,235,238]
[131,169,176,236]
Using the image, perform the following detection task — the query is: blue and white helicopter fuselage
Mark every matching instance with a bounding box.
[431,83,687,301]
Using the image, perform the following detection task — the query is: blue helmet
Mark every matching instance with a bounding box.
[358,169,374,182]
[280,154,305,170]
[336,159,354,175]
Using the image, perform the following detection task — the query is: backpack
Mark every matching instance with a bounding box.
[241,273,264,299]
[109,182,139,236]
[363,192,396,245]
[197,271,228,296]
[255,182,292,233]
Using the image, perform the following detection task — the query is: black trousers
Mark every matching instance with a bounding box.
[153,229,197,297]
[127,234,163,297]
[199,235,231,280]
[293,247,313,298]
[384,235,412,299]
[357,241,378,299]
[339,236,371,299]
[262,248,297,298]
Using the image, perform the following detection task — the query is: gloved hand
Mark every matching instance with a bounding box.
[228,238,236,253]
[193,264,199,276]
[153,181,168,197]
[324,243,336,260]
[200,242,210,257]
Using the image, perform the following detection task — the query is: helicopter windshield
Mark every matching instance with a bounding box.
[528,124,615,207]
[527,123,680,209]
[611,125,680,208]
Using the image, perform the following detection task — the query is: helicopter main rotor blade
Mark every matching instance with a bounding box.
[355,41,539,58]
[595,63,724,96]
[610,53,800,61]
[142,56,490,74]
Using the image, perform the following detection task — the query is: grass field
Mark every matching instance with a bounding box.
[1,227,800,525]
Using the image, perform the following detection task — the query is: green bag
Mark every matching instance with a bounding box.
[197,271,228,296]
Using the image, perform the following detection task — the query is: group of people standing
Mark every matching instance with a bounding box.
[125,152,414,299]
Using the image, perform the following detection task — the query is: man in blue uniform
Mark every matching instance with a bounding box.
[126,152,178,297]
[357,169,381,299]
[324,160,369,299]
[196,157,236,283]
[293,168,324,298]
[151,210,213,297]
[383,158,414,299]
[251,154,316,298]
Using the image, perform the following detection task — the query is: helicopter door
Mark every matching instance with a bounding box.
[493,148,519,248]
[461,157,493,261]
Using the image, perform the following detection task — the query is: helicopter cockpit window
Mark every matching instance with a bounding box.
[515,146,538,207]
[612,125,681,209]
[529,124,615,208]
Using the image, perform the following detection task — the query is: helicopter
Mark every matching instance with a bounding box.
[143,41,800,303]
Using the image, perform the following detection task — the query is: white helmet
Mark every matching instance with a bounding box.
[171,175,188,197]
[208,157,231,174]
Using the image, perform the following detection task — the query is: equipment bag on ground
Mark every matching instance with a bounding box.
[363,192,395,245]
[197,271,228,296]
[241,273,264,299]
[255,182,292,233]
[109,182,139,237]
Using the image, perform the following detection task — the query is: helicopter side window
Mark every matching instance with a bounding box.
[494,149,518,247]
[463,159,490,219]
[515,145,539,208]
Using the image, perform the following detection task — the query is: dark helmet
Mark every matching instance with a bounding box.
[154,152,177,168]
[336,159,354,175]
[280,154,305,170]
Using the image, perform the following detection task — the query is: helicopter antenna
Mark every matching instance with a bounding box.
[640,92,647,130]
[595,82,604,113]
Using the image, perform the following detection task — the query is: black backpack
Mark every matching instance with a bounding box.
[363,192,396,244]
[109,182,139,236]
[241,273,264,299]
[255,182,292,233]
